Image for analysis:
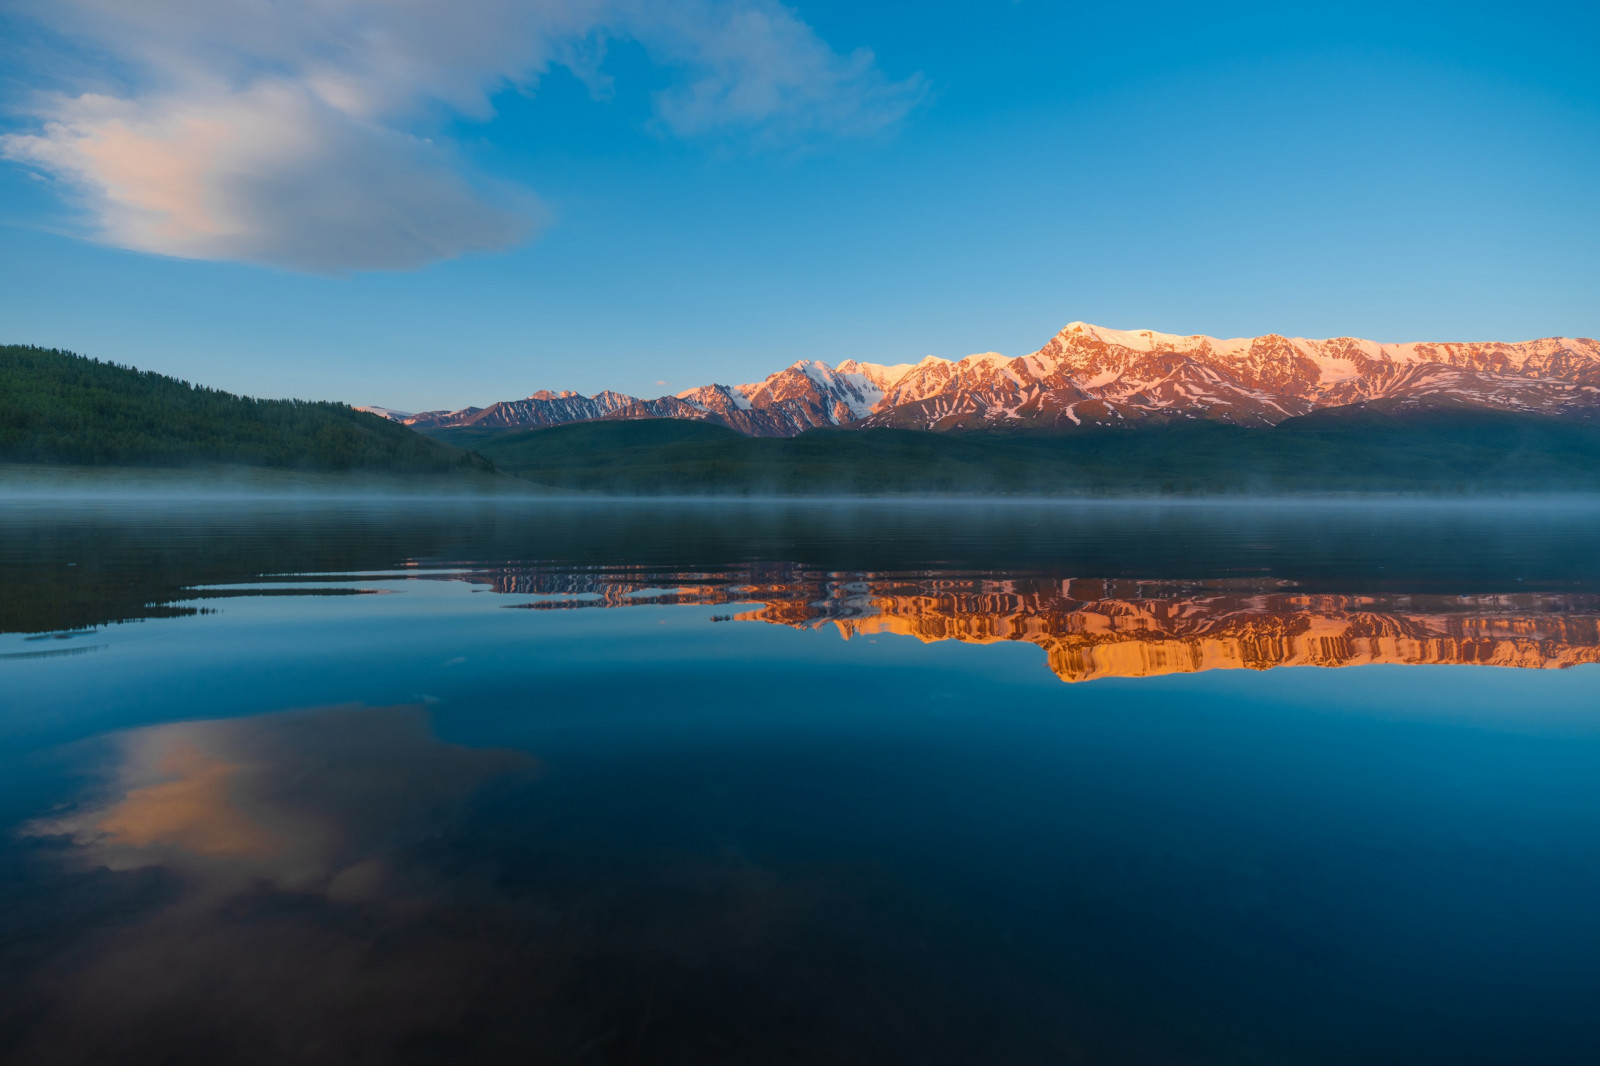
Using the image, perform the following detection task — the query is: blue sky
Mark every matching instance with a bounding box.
[1,0,1596,411]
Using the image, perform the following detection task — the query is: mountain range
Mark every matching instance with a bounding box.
[370,322,1600,436]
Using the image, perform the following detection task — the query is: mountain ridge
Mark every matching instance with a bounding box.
[384,322,1600,437]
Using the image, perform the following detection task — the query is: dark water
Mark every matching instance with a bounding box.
[2,498,1599,1065]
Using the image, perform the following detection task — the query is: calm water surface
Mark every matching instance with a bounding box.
[2,498,1598,1065]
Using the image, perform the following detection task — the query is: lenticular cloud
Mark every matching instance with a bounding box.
[1,0,922,273]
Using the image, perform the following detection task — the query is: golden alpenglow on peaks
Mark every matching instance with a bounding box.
[396,325,1600,437]
[480,569,1600,683]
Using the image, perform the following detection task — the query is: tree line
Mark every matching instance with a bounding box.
[0,345,488,473]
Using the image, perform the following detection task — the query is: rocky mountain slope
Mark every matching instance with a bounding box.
[379,322,1600,436]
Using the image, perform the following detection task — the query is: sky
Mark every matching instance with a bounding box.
[0,0,1596,412]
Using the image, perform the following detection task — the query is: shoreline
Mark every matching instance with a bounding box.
[4,465,1600,505]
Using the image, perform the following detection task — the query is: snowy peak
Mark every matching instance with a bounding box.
[724,358,887,431]
[1056,322,1218,353]
[835,359,921,392]
[677,383,753,413]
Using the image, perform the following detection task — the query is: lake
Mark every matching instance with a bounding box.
[2,497,1598,1065]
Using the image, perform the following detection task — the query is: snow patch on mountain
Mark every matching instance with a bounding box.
[836,359,921,392]
[354,405,414,421]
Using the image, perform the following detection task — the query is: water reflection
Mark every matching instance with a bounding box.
[12,656,1600,1064]
[32,705,528,894]
[7,497,1600,635]
[481,566,1600,681]
[8,706,537,1064]
[9,705,856,1066]
[5,502,1600,1063]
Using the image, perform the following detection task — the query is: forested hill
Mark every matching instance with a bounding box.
[454,407,1600,495]
[0,345,490,473]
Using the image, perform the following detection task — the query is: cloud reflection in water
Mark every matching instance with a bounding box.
[10,704,862,1066]
[36,704,528,897]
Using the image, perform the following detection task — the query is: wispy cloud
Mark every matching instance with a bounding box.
[0,0,923,273]
[628,2,925,141]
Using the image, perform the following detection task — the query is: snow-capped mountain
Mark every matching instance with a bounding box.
[859,323,1600,429]
[384,322,1600,436]
[354,405,415,421]
[404,389,638,429]
[670,360,887,435]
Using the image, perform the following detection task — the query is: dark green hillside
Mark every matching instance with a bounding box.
[0,345,491,472]
[469,407,1600,494]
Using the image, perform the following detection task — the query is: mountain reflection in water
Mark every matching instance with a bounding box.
[478,567,1600,681]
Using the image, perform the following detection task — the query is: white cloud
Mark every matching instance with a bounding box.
[1,0,922,272]
[4,83,537,272]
